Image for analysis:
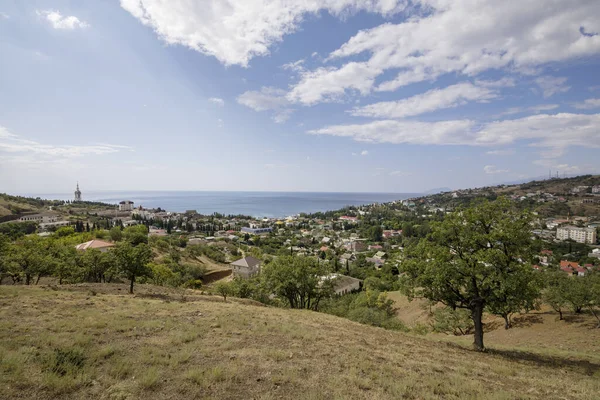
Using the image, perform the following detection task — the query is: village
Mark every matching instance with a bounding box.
[3,175,599,293]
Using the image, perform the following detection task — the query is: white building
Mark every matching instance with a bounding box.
[19,212,60,223]
[556,226,597,244]
[592,186,600,194]
[119,200,134,211]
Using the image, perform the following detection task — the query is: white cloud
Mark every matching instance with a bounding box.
[287,62,380,105]
[533,159,580,173]
[0,126,129,159]
[573,98,600,109]
[350,82,496,119]
[389,170,412,177]
[120,0,406,67]
[0,12,9,19]
[484,165,509,174]
[281,59,305,73]
[310,119,476,145]
[534,76,571,98]
[217,119,224,128]
[474,78,516,88]
[486,149,515,156]
[238,87,289,111]
[208,97,225,106]
[361,150,369,156]
[272,109,294,124]
[237,87,294,123]
[528,104,559,113]
[308,113,600,151]
[290,1,600,103]
[37,10,89,30]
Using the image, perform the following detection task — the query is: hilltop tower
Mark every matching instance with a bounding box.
[74,182,82,202]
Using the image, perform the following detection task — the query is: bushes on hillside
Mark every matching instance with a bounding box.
[321,290,407,331]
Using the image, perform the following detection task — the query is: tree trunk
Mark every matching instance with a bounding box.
[25,273,31,285]
[589,307,600,328]
[558,309,563,321]
[129,275,135,294]
[471,303,485,352]
[35,274,42,285]
[503,314,511,330]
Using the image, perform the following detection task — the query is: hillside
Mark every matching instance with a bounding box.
[1,285,599,400]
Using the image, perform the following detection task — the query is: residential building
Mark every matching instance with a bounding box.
[39,220,70,231]
[556,226,597,244]
[230,256,261,278]
[119,200,135,211]
[241,226,272,235]
[592,186,600,194]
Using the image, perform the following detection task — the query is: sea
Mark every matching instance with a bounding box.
[26,191,420,218]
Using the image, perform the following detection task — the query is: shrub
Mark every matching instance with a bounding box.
[431,307,473,336]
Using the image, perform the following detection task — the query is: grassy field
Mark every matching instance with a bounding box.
[388,290,600,356]
[1,284,600,400]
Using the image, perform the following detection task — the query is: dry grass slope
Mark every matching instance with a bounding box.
[1,284,599,400]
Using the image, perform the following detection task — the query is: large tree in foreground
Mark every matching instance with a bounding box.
[401,198,538,351]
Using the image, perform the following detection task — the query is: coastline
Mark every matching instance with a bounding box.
[20,190,420,218]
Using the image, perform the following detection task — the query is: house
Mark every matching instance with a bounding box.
[560,260,582,276]
[75,240,115,252]
[119,201,135,211]
[343,240,367,252]
[230,256,261,279]
[366,257,385,268]
[374,251,387,259]
[322,274,361,295]
[369,245,383,251]
[339,216,358,223]
[148,227,167,237]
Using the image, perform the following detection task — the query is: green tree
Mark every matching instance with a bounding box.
[81,248,113,283]
[214,280,233,302]
[563,276,591,314]
[9,236,51,285]
[261,256,333,310]
[543,271,570,320]
[401,198,537,351]
[588,273,600,328]
[53,245,82,284]
[0,233,9,284]
[109,227,123,242]
[114,242,152,294]
[486,269,542,329]
[370,226,383,242]
[123,225,148,246]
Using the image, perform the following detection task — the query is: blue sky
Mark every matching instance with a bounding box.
[1,0,600,194]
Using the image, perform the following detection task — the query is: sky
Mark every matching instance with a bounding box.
[1,0,600,194]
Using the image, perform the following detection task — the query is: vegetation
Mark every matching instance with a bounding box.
[401,198,541,351]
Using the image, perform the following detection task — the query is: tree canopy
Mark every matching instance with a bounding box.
[401,198,540,351]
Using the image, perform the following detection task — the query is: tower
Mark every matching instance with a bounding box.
[74,182,82,202]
